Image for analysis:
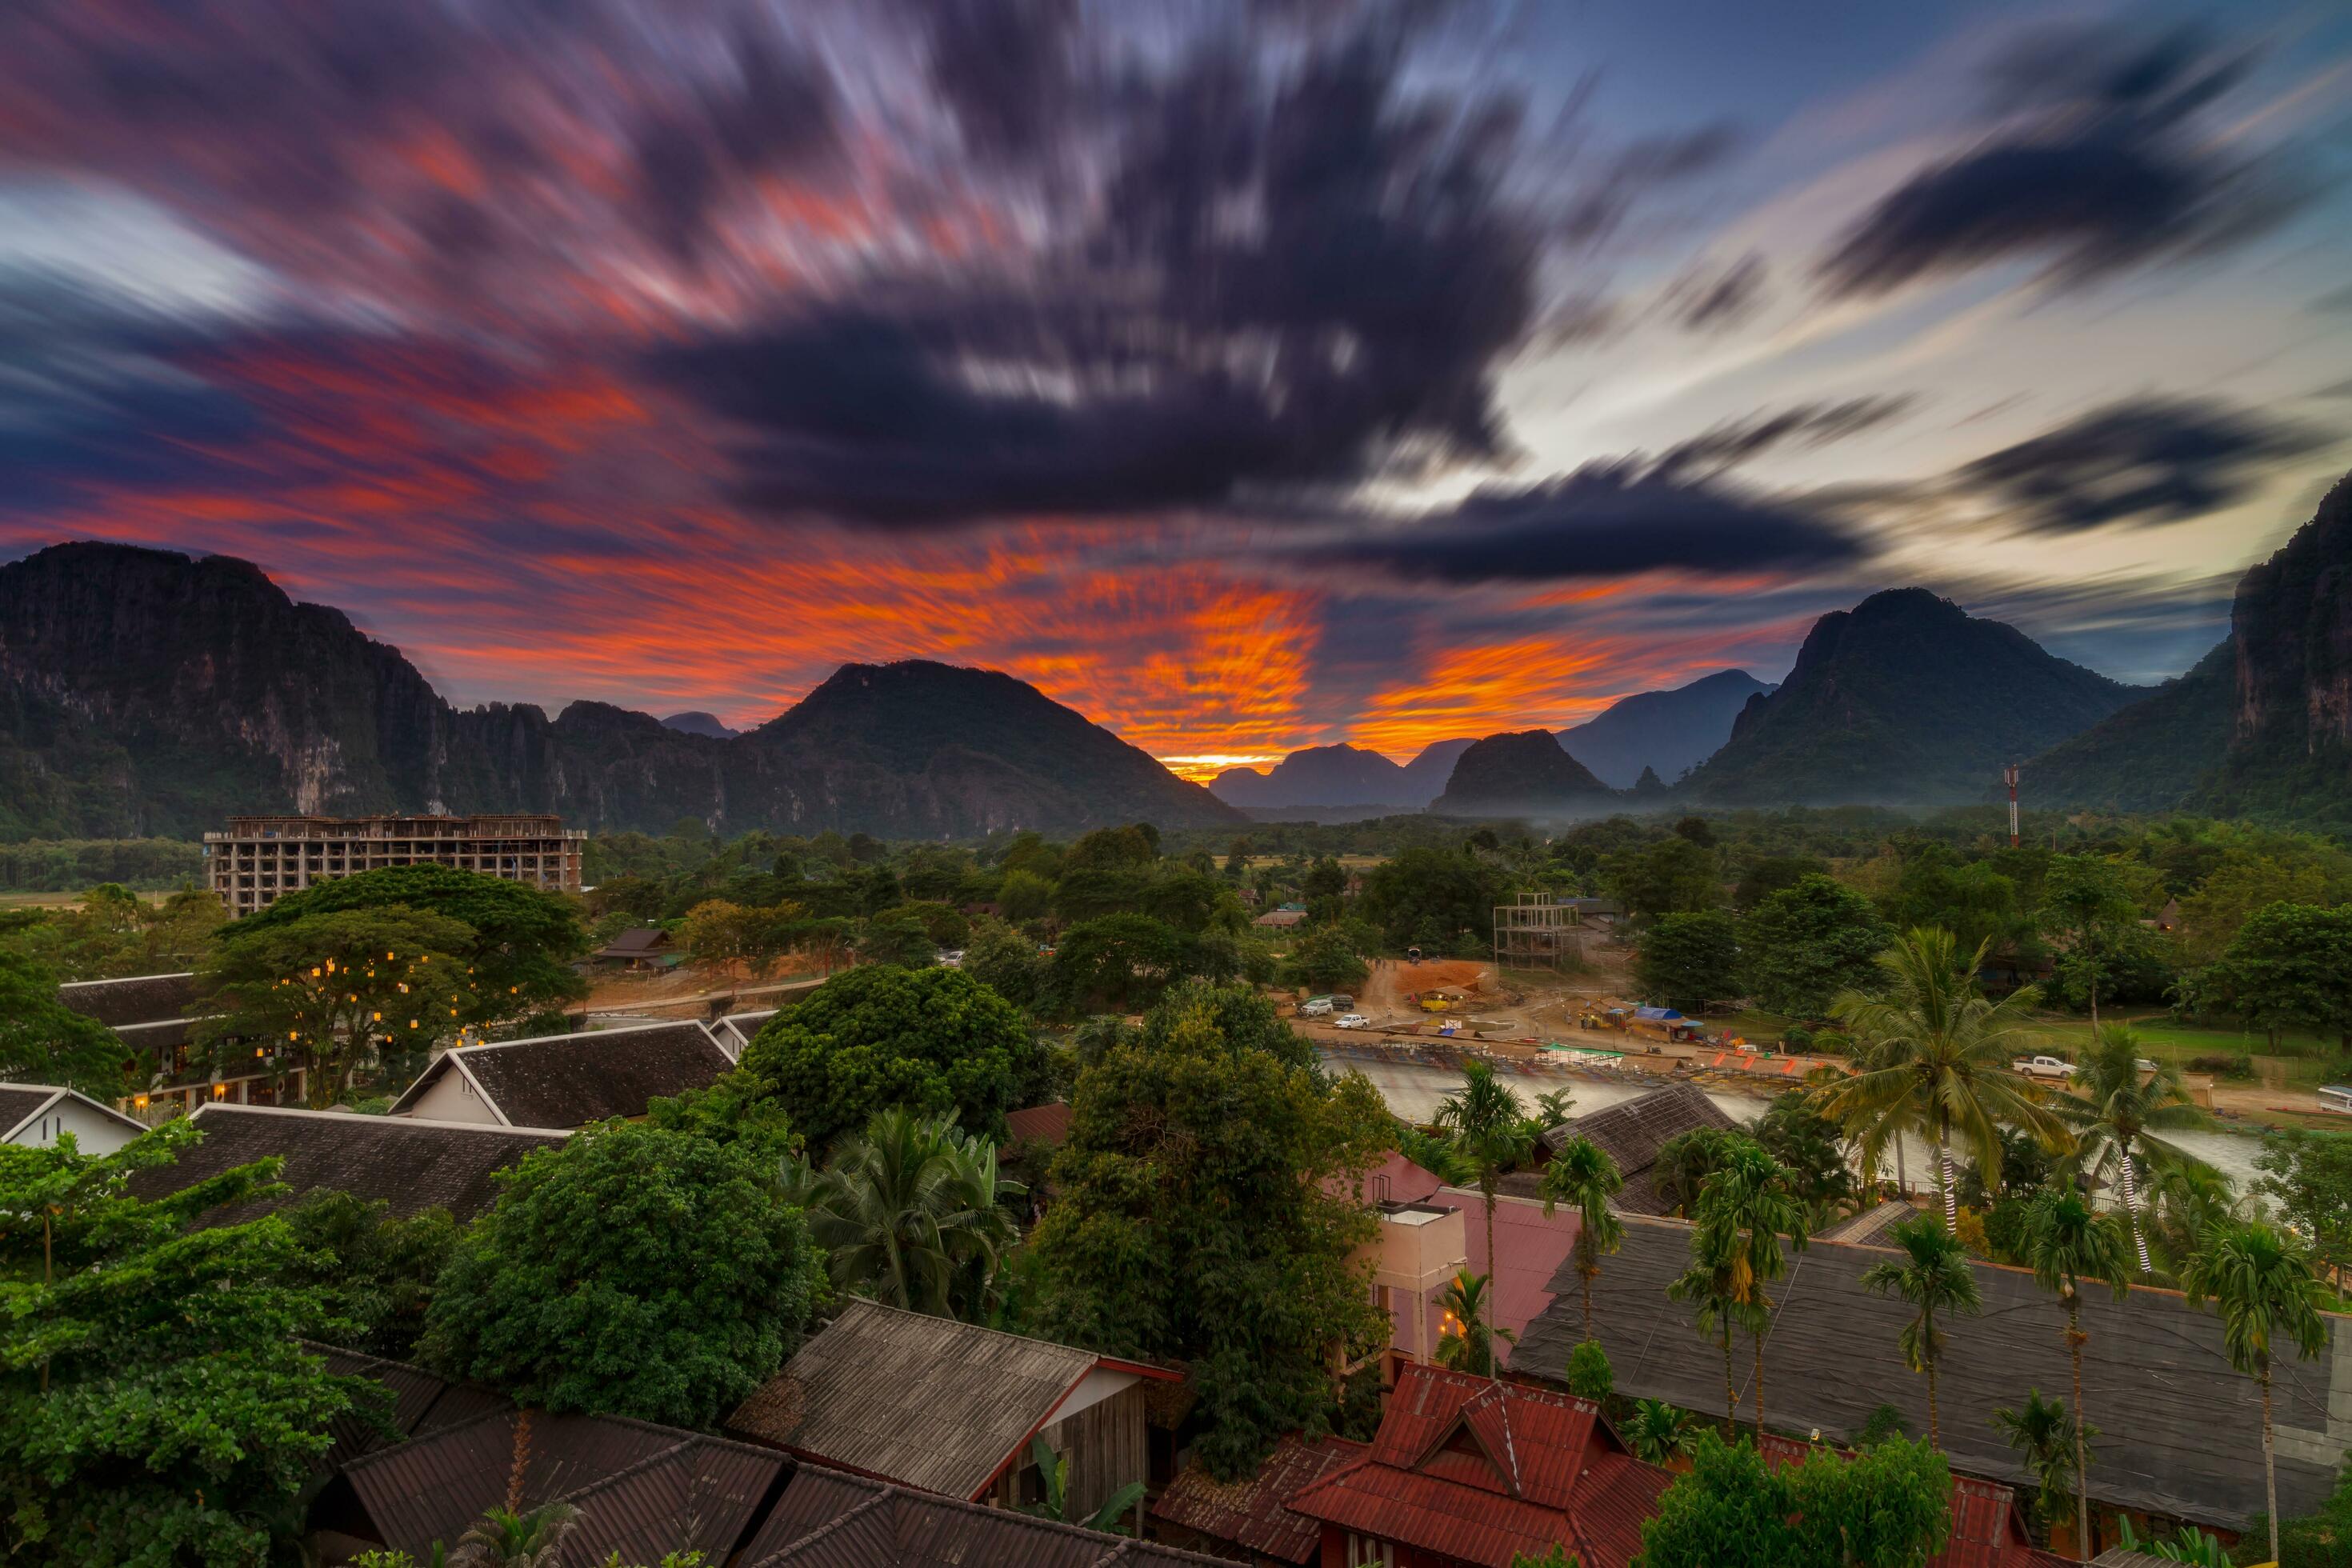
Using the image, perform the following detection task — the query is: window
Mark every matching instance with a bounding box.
[1346,1534,1395,1567]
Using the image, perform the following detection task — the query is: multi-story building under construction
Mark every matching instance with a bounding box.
[204,814,585,915]
[1492,890,1605,970]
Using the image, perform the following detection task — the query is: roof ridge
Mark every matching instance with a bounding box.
[192,1102,566,1136]
[450,1019,719,1055]
[339,1402,514,1474]
[58,971,196,986]
[549,1436,698,1506]
[754,1482,895,1563]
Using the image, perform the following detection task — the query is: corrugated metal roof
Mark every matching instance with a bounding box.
[1541,1084,1738,1216]
[1150,1434,1362,1564]
[1514,1214,2345,1530]
[1003,1101,1073,1147]
[741,1467,1226,1567]
[726,1299,1108,1500]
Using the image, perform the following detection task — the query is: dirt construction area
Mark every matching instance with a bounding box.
[1303,956,1624,1043]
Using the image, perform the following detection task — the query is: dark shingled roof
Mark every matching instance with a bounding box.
[134,1104,564,1225]
[0,1085,62,1137]
[1542,1082,1738,1215]
[54,971,200,1026]
[727,1300,1138,1501]
[739,1467,1225,1567]
[1151,1434,1362,1564]
[595,926,671,958]
[1514,1214,2349,1530]
[715,1010,777,1058]
[342,1406,785,1565]
[389,1022,730,1128]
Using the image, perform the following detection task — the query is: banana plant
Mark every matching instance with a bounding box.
[1016,1436,1146,1534]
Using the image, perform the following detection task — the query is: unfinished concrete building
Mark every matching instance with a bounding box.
[205,814,585,915]
[1494,890,1582,970]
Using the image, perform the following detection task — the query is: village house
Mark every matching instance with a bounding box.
[1538,1082,1738,1215]
[54,970,299,1118]
[0,1082,147,1153]
[386,1020,731,1128]
[1152,1434,1365,1566]
[726,1299,1176,1526]
[591,926,677,970]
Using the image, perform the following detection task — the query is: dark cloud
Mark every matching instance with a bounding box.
[1649,396,1917,481]
[1321,463,1868,584]
[1954,395,2330,532]
[630,23,841,261]
[1819,26,2310,297]
[665,35,1538,528]
[1663,251,1768,332]
[922,0,1083,162]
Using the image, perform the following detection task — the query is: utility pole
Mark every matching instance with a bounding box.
[2003,764,2020,850]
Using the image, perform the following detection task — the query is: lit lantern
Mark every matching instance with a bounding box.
[410,1019,418,1029]
[288,1030,299,1041]
[310,967,321,978]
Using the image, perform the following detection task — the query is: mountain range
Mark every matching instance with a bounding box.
[1557,669,1774,788]
[0,542,1238,840]
[1208,739,1472,814]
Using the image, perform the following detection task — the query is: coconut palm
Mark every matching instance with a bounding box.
[2148,1159,2243,1270]
[1858,1213,1982,1448]
[1433,1269,1514,1376]
[1990,1388,2093,1549]
[1531,1086,1578,1131]
[1666,1220,1754,1438]
[1693,1142,1810,1439]
[1435,1061,1534,1282]
[2056,1024,2207,1275]
[1538,1134,1623,1340]
[2178,1220,2333,1566]
[2022,1188,2129,1562]
[795,1107,1024,1319]
[1395,1122,1478,1188]
[1623,1398,1698,1466]
[450,1501,579,1568]
[1821,926,2070,1229]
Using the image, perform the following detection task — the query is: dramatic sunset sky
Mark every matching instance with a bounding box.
[2,0,2349,778]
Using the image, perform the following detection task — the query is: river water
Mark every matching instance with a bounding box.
[1322,1050,2269,1199]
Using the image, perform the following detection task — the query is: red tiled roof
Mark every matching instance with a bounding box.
[1288,1365,1651,1568]
[1150,1434,1362,1564]
[1003,1102,1073,1147]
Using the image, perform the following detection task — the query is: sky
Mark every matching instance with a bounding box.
[2,0,2348,780]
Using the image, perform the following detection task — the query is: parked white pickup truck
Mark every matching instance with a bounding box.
[2011,1054,2077,1080]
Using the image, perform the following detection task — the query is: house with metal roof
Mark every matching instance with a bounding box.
[726,1299,1178,1526]
[1539,1082,1740,1215]
[1151,1433,1364,1566]
[1513,1212,2350,1536]
[738,1465,1225,1567]
[131,1102,566,1225]
[0,1082,147,1153]
[592,926,677,969]
[387,1020,731,1128]
[1284,1362,1670,1568]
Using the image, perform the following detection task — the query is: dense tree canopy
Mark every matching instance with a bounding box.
[1738,874,1894,1018]
[234,865,588,1022]
[1636,1430,1951,1568]
[732,963,1047,1150]
[1636,910,1740,1011]
[280,1190,458,1363]
[0,1122,367,1568]
[1034,982,1391,1478]
[0,949,129,1097]
[1046,913,1238,1016]
[1606,835,1722,920]
[2193,902,2352,1047]
[1358,846,1507,954]
[421,1122,822,1430]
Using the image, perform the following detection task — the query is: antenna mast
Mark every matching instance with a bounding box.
[2003,764,2021,850]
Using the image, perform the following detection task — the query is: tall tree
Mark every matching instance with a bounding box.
[1435,1060,1535,1291]
[1737,874,1894,1019]
[1990,1389,2091,1552]
[1637,1429,1952,1568]
[2192,902,2352,1050]
[195,903,479,1106]
[2038,856,2145,1033]
[2253,1130,2352,1281]
[2022,1188,2130,1562]
[2057,1025,2206,1274]
[790,1108,1022,1321]
[1033,982,1392,1478]
[0,1122,369,1567]
[1694,1142,1810,1438]
[231,864,588,1023]
[1636,910,1740,1013]
[422,1122,824,1430]
[1666,1220,1753,1438]
[0,950,129,1098]
[1538,1134,1623,1341]
[2178,1220,2334,1567]
[1822,926,2068,1229]
[1858,1214,1983,1449]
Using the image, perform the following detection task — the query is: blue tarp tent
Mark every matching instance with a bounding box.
[1633,1006,1684,1022]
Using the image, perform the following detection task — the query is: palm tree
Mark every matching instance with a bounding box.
[1434,1270,1515,1376]
[1538,1134,1623,1340]
[1990,1388,2093,1550]
[1435,1061,1534,1282]
[450,1501,579,1568]
[1693,1142,1810,1439]
[2022,1187,2130,1563]
[2178,1220,2334,1566]
[1395,1123,1478,1188]
[796,1108,1024,1319]
[1623,1398,1698,1466]
[2148,1160,2242,1270]
[2057,1024,2207,1274]
[1822,926,2070,1230]
[1858,1213,1982,1448]
[1531,1086,1578,1130]
[1666,1220,1754,1438]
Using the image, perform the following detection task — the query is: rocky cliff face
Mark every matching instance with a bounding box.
[0,542,1238,839]
[1678,587,2141,806]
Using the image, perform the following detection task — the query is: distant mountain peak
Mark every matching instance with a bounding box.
[1433,729,1615,818]
[1558,667,1773,789]
[660,710,739,740]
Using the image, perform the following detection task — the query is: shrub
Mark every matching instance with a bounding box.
[2186,1052,2254,1080]
[1566,1339,1614,1402]
[1781,1024,1814,1052]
